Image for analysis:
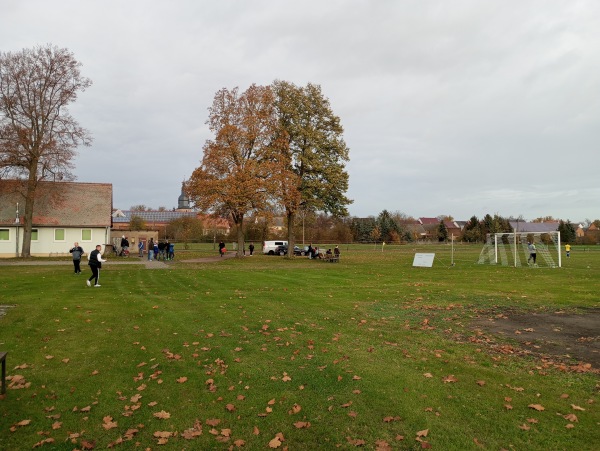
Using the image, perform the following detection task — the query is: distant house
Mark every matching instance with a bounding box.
[418,217,440,240]
[0,180,112,258]
[443,221,463,240]
[404,221,428,241]
[574,223,585,240]
[584,223,600,244]
[416,218,464,241]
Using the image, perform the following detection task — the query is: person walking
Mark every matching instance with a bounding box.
[565,243,571,258]
[87,245,107,287]
[138,240,144,257]
[249,243,255,256]
[69,242,84,274]
[219,241,226,257]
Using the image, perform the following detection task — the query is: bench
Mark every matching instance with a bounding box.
[0,351,6,395]
[324,254,340,263]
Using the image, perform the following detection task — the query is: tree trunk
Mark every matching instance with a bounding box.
[235,214,245,258]
[21,169,39,258]
[286,210,296,258]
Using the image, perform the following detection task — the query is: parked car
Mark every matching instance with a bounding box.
[273,245,303,256]
[262,240,288,255]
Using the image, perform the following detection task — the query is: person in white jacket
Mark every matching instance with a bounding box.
[87,245,107,287]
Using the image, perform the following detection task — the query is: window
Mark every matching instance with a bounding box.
[54,229,65,241]
[0,229,9,241]
[81,229,92,241]
[31,229,39,241]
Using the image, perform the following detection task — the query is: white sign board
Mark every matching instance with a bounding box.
[413,253,435,267]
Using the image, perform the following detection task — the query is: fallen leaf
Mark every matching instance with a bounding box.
[528,404,545,411]
[268,436,282,448]
[293,421,311,429]
[153,410,171,419]
[32,438,55,448]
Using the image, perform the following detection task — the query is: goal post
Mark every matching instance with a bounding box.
[477,231,561,268]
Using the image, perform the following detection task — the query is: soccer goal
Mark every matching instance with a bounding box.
[477,231,561,268]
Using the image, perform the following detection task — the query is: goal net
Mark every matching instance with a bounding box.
[477,231,561,268]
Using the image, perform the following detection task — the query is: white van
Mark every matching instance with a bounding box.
[262,240,288,255]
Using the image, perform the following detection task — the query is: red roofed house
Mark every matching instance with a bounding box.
[0,180,112,258]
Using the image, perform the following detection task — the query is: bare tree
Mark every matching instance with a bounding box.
[0,44,92,257]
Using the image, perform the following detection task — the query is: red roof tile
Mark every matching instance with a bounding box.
[0,180,112,227]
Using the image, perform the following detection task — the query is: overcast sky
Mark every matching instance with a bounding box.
[2,0,599,221]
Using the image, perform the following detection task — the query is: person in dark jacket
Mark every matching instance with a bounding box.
[219,241,226,257]
[69,242,84,274]
[87,245,107,287]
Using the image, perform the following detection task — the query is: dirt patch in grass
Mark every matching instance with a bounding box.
[470,307,600,370]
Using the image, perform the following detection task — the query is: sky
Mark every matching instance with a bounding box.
[2,0,599,222]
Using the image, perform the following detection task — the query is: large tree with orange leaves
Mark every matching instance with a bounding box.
[187,84,287,257]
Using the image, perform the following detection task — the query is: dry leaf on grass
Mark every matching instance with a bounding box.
[153,410,171,419]
[528,404,545,411]
[293,421,311,429]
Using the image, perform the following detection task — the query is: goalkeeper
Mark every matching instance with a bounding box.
[527,242,537,265]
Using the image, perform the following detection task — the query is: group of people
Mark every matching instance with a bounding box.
[69,242,105,287]
[146,238,175,261]
[306,244,340,260]
[70,237,177,288]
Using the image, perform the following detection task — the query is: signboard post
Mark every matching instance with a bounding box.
[412,253,435,268]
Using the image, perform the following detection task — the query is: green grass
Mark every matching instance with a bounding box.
[0,244,598,450]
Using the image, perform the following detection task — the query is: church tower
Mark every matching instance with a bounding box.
[177,181,191,211]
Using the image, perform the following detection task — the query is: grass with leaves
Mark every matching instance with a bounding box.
[0,244,598,450]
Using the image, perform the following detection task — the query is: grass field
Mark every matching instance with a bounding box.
[0,244,598,450]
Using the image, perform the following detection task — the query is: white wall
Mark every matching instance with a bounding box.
[0,226,109,258]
